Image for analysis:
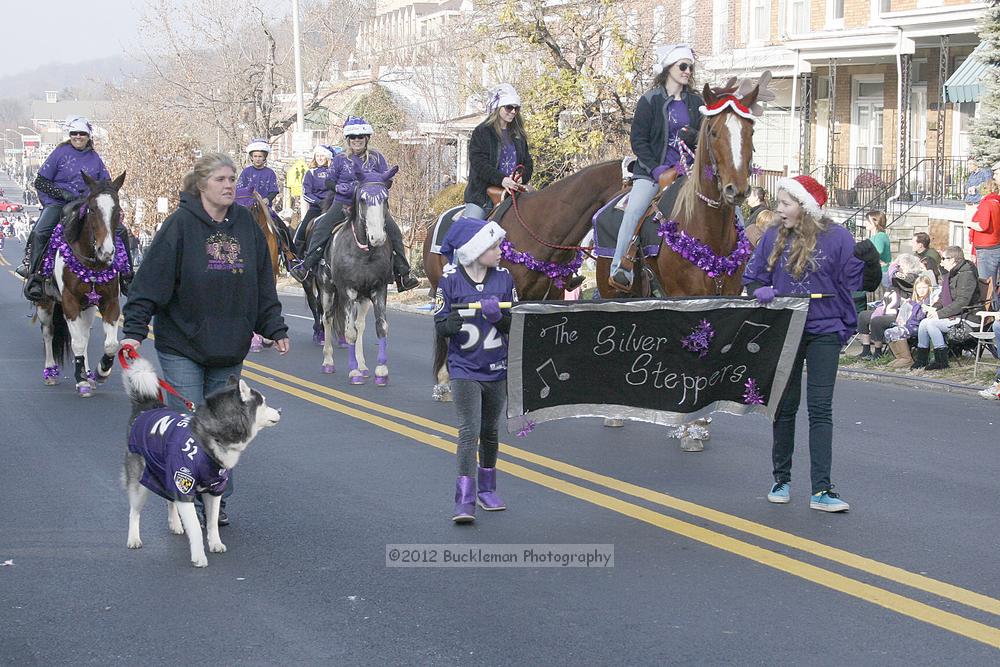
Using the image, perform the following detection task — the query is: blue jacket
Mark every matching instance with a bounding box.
[326,150,391,205]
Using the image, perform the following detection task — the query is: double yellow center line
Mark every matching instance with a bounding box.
[248,360,1000,647]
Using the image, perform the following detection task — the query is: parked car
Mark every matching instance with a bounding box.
[0,199,24,212]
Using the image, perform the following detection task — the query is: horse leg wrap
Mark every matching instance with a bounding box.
[95,353,115,384]
[74,356,87,385]
[375,337,388,386]
[348,345,364,384]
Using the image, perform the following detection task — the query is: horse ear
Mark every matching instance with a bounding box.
[702,83,715,106]
[741,84,760,111]
[112,171,126,191]
[81,171,97,190]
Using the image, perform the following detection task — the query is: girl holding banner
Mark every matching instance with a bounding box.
[434,216,517,523]
[744,175,875,513]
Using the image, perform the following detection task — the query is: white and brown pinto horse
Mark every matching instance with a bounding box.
[35,171,127,396]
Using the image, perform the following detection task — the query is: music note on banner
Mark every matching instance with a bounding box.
[536,358,570,398]
[720,321,771,354]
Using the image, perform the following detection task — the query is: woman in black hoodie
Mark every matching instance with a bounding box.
[121,153,289,525]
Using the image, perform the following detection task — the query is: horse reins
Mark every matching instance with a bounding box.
[507,165,597,261]
[118,344,196,412]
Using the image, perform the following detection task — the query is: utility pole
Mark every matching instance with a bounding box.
[291,0,306,133]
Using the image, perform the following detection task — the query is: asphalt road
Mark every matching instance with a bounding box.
[1,172,999,665]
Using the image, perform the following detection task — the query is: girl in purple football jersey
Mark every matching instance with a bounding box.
[435,216,517,523]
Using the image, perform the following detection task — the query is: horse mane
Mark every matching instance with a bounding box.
[672,125,710,225]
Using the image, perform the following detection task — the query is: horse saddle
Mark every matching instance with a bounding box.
[429,198,515,256]
[592,175,687,259]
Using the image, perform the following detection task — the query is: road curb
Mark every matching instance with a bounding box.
[836,366,984,397]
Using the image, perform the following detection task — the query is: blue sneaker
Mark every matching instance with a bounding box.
[810,489,850,512]
[767,482,790,504]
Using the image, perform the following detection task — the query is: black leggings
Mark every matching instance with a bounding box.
[858,310,896,343]
[293,205,323,250]
[451,378,506,477]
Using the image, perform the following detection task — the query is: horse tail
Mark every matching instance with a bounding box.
[332,286,348,339]
[433,330,448,381]
[50,303,71,368]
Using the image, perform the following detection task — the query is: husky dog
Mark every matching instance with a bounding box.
[121,356,280,567]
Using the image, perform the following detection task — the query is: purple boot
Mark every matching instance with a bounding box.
[477,467,506,511]
[452,476,476,523]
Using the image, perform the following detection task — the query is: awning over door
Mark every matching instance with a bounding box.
[945,43,987,104]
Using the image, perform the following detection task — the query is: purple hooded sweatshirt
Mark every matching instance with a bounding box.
[327,150,390,206]
[36,142,111,207]
[743,223,865,344]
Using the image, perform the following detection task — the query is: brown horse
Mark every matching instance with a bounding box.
[597,83,759,299]
[247,190,281,352]
[35,171,127,396]
[595,82,759,447]
[423,160,626,399]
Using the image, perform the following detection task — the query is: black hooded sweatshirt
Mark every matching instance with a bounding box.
[123,192,288,367]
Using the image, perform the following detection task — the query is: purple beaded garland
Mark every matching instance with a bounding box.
[499,239,582,290]
[681,319,715,358]
[743,378,765,405]
[656,215,752,279]
[40,223,129,294]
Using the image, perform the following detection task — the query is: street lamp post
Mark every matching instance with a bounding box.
[291,0,306,133]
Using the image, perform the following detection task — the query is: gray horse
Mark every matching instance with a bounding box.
[319,166,396,384]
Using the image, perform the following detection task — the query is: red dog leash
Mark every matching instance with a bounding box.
[118,344,196,412]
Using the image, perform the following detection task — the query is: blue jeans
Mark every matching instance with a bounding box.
[611,177,660,277]
[916,317,959,349]
[772,333,841,494]
[975,246,1000,285]
[462,202,492,219]
[157,351,243,500]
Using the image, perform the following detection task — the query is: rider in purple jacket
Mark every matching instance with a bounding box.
[18,115,134,302]
[236,139,297,260]
[292,145,337,255]
[289,116,418,292]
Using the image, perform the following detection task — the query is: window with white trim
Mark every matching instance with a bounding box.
[828,0,845,26]
[751,0,770,43]
[681,0,696,43]
[788,0,808,34]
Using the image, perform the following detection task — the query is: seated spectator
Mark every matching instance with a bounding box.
[912,246,981,371]
[884,274,934,368]
[856,253,924,360]
[745,208,775,249]
[910,232,941,279]
[865,210,892,274]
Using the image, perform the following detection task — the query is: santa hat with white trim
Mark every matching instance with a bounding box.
[313,145,333,160]
[343,116,374,137]
[776,175,828,219]
[439,216,506,266]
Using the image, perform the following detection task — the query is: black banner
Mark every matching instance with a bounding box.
[506,297,810,432]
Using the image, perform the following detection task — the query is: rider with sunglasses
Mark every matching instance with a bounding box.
[462,83,534,219]
[610,44,704,291]
[18,115,134,302]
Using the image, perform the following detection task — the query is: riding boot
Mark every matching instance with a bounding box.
[289,244,325,282]
[22,231,50,302]
[452,476,476,523]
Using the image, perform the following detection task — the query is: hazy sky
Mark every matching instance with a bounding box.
[0,0,146,78]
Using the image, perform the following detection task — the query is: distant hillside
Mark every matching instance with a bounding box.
[0,56,144,99]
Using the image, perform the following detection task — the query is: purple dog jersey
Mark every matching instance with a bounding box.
[128,409,229,502]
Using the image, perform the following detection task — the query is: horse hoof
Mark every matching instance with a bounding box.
[77,384,93,397]
[337,338,349,348]
[350,374,366,385]
[374,375,388,387]
[361,369,370,378]
[43,377,59,386]
[96,373,111,385]
[312,331,325,346]
[321,364,335,374]
[603,418,625,428]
